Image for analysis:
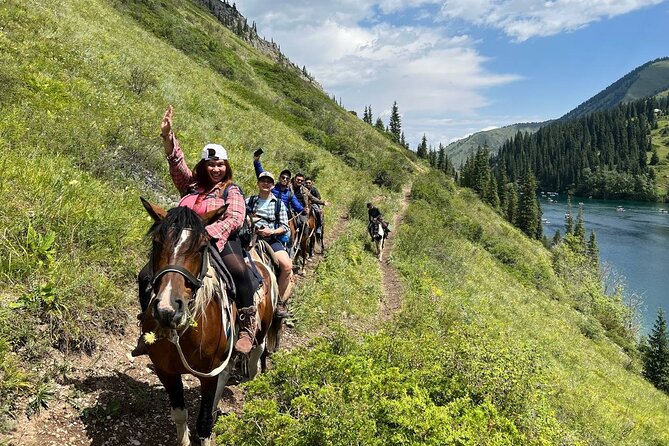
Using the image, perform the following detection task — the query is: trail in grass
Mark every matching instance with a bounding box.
[5,213,350,446]
[378,183,412,323]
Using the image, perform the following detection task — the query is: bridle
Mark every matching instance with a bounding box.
[151,253,210,294]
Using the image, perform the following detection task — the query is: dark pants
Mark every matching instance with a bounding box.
[138,234,256,312]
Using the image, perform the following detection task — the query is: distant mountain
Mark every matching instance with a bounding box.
[446,57,669,166]
[445,122,546,167]
[561,57,669,120]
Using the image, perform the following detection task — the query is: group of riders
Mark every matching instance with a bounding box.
[132,106,388,358]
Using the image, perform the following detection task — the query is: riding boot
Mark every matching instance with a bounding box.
[131,333,148,357]
[131,312,148,357]
[274,299,291,319]
[235,306,257,354]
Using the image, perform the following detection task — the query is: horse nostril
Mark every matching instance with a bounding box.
[175,299,183,311]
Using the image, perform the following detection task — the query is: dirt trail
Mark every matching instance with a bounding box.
[3,183,416,446]
[378,183,411,322]
[4,214,350,446]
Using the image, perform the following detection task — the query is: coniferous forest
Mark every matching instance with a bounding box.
[494,95,669,200]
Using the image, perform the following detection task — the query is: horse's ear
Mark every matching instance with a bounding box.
[202,204,229,226]
[140,197,167,222]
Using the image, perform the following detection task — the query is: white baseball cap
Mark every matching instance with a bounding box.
[201,143,228,161]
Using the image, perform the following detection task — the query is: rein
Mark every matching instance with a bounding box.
[166,298,235,378]
[150,253,236,378]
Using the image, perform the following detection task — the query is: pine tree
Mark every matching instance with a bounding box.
[374,117,385,132]
[535,198,543,240]
[643,309,669,393]
[400,131,407,149]
[650,149,660,165]
[551,229,562,247]
[437,144,446,171]
[389,101,402,143]
[564,198,574,234]
[574,206,586,246]
[428,146,437,167]
[587,230,599,268]
[365,105,374,125]
[417,134,428,159]
[504,182,518,224]
[484,174,500,210]
[517,172,539,238]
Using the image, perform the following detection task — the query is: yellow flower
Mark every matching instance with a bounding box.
[143,332,156,345]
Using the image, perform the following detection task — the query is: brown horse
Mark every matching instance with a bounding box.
[139,199,276,446]
[292,209,317,272]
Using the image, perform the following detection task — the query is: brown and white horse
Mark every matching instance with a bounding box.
[139,199,276,446]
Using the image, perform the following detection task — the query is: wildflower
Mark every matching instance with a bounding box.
[143,332,156,345]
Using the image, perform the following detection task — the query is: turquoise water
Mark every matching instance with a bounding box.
[540,196,669,333]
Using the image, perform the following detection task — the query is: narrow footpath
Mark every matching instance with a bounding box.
[5,180,413,446]
[5,214,350,446]
[378,183,412,322]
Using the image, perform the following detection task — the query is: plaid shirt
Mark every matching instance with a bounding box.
[166,132,245,251]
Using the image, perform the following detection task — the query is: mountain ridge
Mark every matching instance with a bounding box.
[446,57,669,166]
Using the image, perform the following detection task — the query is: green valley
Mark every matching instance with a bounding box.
[1,1,668,445]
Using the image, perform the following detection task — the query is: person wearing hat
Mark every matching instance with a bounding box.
[253,152,304,216]
[132,105,259,356]
[246,171,293,318]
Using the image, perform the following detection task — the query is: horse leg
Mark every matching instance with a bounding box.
[196,376,223,445]
[155,369,190,446]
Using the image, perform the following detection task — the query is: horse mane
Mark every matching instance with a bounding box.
[191,262,220,324]
[149,206,208,256]
[148,206,222,326]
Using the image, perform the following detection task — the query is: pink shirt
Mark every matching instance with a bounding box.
[165,132,245,251]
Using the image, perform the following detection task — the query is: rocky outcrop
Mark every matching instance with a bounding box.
[194,0,321,89]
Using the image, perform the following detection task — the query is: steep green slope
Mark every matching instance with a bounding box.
[218,172,669,444]
[0,0,411,428]
[650,114,669,197]
[445,122,546,168]
[562,57,669,121]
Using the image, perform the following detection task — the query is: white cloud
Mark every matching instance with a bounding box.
[439,0,666,41]
[234,0,664,145]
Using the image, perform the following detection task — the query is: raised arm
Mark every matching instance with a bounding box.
[161,106,193,196]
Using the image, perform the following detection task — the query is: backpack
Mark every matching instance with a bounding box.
[247,194,290,245]
[222,184,252,248]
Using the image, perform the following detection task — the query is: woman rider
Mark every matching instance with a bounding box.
[247,171,294,317]
[133,106,259,356]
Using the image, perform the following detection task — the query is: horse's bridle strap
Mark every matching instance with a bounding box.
[152,254,209,289]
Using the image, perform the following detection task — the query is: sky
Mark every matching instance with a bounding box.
[236,1,669,148]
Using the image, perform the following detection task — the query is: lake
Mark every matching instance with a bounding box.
[540,195,669,333]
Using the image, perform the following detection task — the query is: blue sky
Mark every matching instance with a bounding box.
[237,1,669,148]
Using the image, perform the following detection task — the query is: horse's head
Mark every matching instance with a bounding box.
[141,198,227,329]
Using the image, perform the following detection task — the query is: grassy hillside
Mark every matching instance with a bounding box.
[218,172,669,444]
[2,0,668,443]
[651,114,669,198]
[0,0,411,429]
[561,57,669,121]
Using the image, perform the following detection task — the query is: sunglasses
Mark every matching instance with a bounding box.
[280,175,290,180]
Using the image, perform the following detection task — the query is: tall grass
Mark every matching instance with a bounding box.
[0,0,410,428]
